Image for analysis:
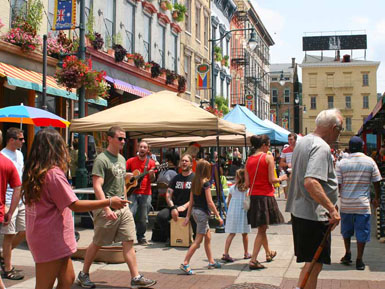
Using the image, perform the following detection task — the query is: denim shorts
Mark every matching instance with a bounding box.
[192,208,210,235]
[341,213,371,243]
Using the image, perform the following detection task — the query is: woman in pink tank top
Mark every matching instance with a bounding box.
[245,135,287,270]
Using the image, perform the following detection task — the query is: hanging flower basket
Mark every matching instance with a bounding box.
[55,56,89,91]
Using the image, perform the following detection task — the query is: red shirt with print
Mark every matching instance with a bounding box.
[126,156,156,195]
[0,154,21,222]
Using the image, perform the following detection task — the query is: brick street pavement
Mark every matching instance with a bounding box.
[4,196,385,289]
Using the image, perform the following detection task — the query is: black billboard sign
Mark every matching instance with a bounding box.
[303,35,367,51]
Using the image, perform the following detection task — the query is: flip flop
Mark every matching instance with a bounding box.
[244,253,252,259]
[180,264,194,275]
[266,250,277,262]
[221,254,235,263]
[249,260,266,270]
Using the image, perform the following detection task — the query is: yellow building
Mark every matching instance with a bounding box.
[300,54,379,146]
[179,0,211,104]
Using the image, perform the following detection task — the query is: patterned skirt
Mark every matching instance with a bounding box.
[247,195,284,228]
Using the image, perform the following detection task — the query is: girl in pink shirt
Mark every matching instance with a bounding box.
[22,129,127,289]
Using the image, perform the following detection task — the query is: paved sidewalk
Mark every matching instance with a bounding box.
[4,196,385,288]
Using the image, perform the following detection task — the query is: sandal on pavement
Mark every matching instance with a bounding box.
[2,268,24,280]
[208,261,221,269]
[340,253,352,265]
[244,253,251,259]
[266,250,277,262]
[249,260,266,270]
[221,254,234,263]
[180,264,194,275]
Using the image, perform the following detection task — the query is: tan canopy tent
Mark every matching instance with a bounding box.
[70,90,245,138]
[143,131,254,148]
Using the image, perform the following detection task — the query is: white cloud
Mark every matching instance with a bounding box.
[250,1,285,37]
[350,16,370,27]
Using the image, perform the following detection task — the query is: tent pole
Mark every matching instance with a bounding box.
[215,133,225,233]
[244,134,247,158]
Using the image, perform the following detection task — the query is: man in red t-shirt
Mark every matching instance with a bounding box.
[126,141,156,245]
[0,130,22,289]
[280,133,297,199]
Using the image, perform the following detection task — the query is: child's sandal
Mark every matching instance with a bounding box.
[180,264,194,275]
[208,261,221,269]
[221,254,234,263]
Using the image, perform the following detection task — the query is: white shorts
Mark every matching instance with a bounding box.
[0,203,26,235]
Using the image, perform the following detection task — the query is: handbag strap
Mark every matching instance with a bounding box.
[248,153,263,196]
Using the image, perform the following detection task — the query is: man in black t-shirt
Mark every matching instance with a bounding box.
[152,154,196,243]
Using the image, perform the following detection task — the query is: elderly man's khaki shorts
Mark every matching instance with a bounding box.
[93,206,136,246]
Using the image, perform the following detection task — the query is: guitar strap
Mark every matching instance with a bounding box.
[143,155,150,173]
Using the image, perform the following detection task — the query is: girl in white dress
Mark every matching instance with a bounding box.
[222,169,251,262]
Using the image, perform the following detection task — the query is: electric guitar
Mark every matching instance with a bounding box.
[125,162,168,197]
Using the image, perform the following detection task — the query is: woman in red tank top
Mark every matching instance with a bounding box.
[245,135,287,270]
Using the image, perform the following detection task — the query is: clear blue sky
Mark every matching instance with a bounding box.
[252,0,385,94]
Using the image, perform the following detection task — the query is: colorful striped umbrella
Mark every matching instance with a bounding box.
[0,104,70,128]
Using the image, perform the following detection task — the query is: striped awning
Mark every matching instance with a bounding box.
[105,75,151,98]
[0,62,107,106]
[0,62,77,100]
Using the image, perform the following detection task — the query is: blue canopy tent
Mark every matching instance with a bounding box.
[223,105,287,144]
[263,119,289,144]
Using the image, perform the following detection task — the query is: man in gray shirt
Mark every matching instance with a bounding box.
[286,109,342,289]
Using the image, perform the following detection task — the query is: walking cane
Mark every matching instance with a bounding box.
[299,223,333,289]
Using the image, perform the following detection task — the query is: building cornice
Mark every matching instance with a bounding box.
[142,1,157,14]
[170,23,182,34]
[300,61,380,69]
[157,12,171,25]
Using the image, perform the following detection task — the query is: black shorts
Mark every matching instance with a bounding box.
[292,214,331,264]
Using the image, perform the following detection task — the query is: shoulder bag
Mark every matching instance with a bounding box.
[243,154,263,211]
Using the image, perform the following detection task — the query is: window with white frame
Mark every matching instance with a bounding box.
[143,15,151,61]
[310,96,316,109]
[362,73,369,86]
[326,73,334,87]
[195,5,200,41]
[346,117,352,131]
[328,95,334,108]
[184,54,191,91]
[104,0,115,48]
[284,89,290,103]
[309,74,317,88]
[271,89,278,104]
[363,95,369,109]
[123,0,134,53]
[203,15,208,47]
[345,95,351,108]
[158,25,165,67]
[171,34,178,72]
[10,0,28,24]
[185,0,191,33]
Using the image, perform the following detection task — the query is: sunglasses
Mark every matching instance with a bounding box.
[14,137,24,141]
[335,125,344,132]
[116,137,126,141]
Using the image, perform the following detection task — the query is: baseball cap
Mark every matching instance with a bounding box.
[349,136,364,152]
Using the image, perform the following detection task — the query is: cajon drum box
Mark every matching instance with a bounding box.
[170,217,192,247]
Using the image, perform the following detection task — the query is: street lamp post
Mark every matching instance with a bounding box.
[75,0,88,188]
[207,28,257,231]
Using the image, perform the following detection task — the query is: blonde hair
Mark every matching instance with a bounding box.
[191,159,211,196]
